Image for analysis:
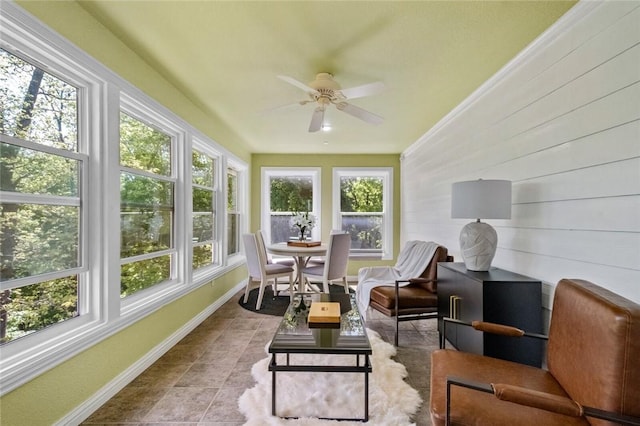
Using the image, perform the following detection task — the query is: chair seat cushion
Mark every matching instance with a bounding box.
[430,349,588,426]
[370,285,437,310]
[273,258,295,267]
[265,263,294,274]
[301,265,324,276]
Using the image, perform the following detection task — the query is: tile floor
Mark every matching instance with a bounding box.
[82,289,439,425]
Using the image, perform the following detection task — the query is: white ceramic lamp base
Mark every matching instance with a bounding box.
[459,220,497,271]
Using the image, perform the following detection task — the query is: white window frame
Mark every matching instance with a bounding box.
[222,157,247,267]
[118,101,182,304]
[190,141,221,273]
[332,167,393,260]
[261,167,321,244]
[0,3,248,396]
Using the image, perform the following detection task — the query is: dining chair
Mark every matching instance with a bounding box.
[255,228,295,280]
[306,229,347,267]
[242,233,295,310]
[300,232,351,293]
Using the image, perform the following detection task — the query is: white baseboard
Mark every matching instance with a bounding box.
[55,280,246,426]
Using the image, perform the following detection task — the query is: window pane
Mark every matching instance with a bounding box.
[193,187,213,212]
[0,276,78,344]
[0,203,80,281]
[193,244,213,270]
[1,142,79,196]
[0,49,78,151]
[193,213,213,242]
[340,177,383,212]
[192,150,214,187]
[270,213,295,244]
[120,255,171,298]
[120,210,172,258]
[227,212,239,255]
[341,214,382,249]
[120,172,173,209]
[119,113,171,176]
[270,176,312,212]
[227,171,237,210]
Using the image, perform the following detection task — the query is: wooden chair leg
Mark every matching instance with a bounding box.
[255,280,267,310]
[342,277,349,293]
[243,277,253,303]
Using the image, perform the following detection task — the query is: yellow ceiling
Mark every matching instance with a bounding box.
[74,0,576,154]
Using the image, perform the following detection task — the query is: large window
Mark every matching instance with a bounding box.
[0,48,83,343]
[0,5,248,395]
[333,168,393,259]
[119,112,175,298]
[262,168,320,244]
[192,148,217,270]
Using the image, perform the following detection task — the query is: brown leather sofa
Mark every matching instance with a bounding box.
[368,244,453,345]
[430,278,640,426]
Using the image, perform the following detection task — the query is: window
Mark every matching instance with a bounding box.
[227,167,240,255]
[0,48,84,344]
[333,168,393,259]
[192,148,217,270]
[261,168,320,244]
[0,4,248,394]
[119,112,176,298]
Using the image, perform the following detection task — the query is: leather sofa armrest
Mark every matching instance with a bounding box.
[445,377,640,426]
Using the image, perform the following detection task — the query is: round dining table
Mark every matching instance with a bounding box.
[267,242,327,293]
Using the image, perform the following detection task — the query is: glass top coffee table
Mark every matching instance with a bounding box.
[268,292,372,421]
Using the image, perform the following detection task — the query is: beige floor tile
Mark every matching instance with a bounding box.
[83,290,437,425]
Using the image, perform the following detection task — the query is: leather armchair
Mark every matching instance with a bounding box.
[368,244,453,345]
[430,278,640,426]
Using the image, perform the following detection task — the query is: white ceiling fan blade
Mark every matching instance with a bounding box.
[339,81,385,100]
[261,100,312,115]
[336,102,384,125]
[308,106,325,132]
[277,75,318,94]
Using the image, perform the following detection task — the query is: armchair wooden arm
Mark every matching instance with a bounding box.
[440,317,548,349]
[446,377,640,426]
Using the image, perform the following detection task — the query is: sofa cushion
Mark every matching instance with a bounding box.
[430,349,589,426]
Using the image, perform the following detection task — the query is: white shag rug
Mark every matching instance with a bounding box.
[238,329,422,425]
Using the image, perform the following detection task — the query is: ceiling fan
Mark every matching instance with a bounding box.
[276,73,385,132]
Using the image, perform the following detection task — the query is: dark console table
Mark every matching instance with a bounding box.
[437,262,543,367]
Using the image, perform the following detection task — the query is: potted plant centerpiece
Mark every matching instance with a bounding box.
[290,211,316,241]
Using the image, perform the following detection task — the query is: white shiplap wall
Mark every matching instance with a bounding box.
[401,0,640,309]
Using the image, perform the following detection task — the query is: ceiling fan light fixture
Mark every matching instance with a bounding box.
[277,73,385,132]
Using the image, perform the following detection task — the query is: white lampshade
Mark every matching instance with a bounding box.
[451,179,512,220]
[451,179,512,271]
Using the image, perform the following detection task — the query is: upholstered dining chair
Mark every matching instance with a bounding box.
[242,233,295,310]
[256,229,295,270]
[300,232,351,293]
[305,229,347,267]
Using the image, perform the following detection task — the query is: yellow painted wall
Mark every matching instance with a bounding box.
[2,2,250,425]
[251,154,402,273]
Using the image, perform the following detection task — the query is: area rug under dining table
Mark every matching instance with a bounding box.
[238,328,422,425]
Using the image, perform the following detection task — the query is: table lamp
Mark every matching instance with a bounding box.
[451,179,512,271]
